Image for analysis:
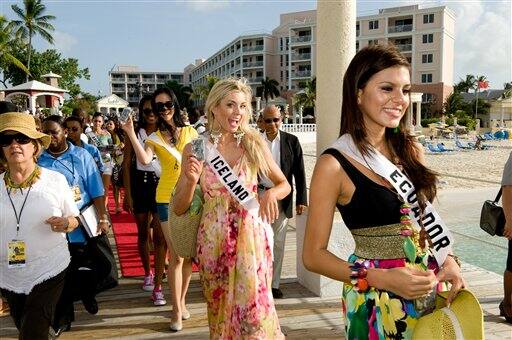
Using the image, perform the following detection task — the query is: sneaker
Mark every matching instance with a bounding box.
[151,288,166,306]
[142,273,154,292]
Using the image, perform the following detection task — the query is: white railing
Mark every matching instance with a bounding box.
[395,44,412,52]
[281,124,316,132]
[291,53,311,61]
[243,61,264,68]
[246,77,264,83]
[291,35,312,43]
[242,45,264,52]
[291,70,312,78]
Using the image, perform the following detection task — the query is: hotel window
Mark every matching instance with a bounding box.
[422,93,434,103]
[369,20,379,30]
[423,14,434,24]
[369,39,379,46]
[422,53,433,63]
[421,73,433,83]
[422,34,434,44]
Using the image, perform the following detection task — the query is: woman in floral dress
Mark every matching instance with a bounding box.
[174,78,290,339]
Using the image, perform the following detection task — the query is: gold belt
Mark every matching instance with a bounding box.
[351,224,408,260]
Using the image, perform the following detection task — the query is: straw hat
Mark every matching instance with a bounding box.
[0,112,50,148]
[413,289,484,339]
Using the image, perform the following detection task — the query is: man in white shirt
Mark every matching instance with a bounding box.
[259,105,308,299]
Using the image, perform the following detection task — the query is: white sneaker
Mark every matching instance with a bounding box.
[151,288,166,306]
[142,273,154,292]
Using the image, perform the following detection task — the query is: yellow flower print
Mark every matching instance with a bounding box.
[379,291,405,336]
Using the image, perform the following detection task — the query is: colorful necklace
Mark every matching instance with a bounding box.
[4,165,42,190]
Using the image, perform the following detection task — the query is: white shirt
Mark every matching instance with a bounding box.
[259,130,281,188]
[137,128,162,176]
[0,168,79,294]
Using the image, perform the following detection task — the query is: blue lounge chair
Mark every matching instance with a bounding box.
[437,143,455,152]
[455,140,472,150]
[484,132,496,140]
[426,143,443,153]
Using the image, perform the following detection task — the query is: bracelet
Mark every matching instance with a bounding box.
[447,254,461,267]
[349,260,371,293]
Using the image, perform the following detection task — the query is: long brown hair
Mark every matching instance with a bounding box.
[340,44,437,204]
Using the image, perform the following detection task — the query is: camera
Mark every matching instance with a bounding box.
[118,107,133,124]
[191,138,205,161]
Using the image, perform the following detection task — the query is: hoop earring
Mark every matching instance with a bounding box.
[233,128,245,147]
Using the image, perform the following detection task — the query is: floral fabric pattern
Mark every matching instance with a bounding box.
[342,254,438,340]
[197,156,283,339]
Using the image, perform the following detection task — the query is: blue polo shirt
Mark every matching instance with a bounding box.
[81,142,105,173]
[39,142,105,243]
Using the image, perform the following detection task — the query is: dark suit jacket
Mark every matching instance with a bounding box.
[277,130,308,218]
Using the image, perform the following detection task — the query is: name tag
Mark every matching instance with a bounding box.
[71,185,82,202]
[8,240,26,268]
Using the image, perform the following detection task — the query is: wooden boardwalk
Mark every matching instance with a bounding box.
[1,226,511,339]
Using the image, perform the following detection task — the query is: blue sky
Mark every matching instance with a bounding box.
[1,0,511,95]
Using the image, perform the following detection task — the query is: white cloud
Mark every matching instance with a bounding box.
[46,30,78,54]
[449,0,511,87]
[186,0,230,12]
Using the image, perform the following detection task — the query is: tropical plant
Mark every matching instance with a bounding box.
[164,80,194,110]
[443,92,463,116]
[256,77,280,104]
[3,48,90,97]
[192,75,219,102]
[9,0,55,81]
[453,74,476,93]
[0,15,29,82]
[502,82,512,99]
[61,92,99,116]
[294,77,316,110]
[474,75,488,93]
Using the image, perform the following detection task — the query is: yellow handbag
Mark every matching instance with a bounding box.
[413,289,484,339]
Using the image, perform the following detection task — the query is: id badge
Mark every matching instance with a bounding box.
[71,185,82,202]
[8,240,26,268]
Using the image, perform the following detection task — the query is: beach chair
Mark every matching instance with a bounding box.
[455,140,472,150]
[484,132,496,140]
[426,143,443,153]
[437,143,455,152]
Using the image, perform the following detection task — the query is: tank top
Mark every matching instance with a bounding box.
[137,128,161,174]
[323,148,402,230]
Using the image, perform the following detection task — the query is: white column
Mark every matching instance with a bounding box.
[256,96,261,115]
[416,102,422,132]
[29,96,37,114]
[296,0,356,297]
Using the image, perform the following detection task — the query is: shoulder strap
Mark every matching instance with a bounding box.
[495,188,503,202]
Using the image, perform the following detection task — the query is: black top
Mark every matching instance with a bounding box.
[323,148,402,229]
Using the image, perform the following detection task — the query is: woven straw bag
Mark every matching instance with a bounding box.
[168,185,204,258]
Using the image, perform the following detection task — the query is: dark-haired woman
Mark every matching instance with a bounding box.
[302,45,464,339]
[105,118,125,213]
[121,88,197,330]
[64,115,104,173]
[90,112,114,208]
[122,95,162,293]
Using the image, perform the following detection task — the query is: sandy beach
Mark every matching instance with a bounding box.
[301,139,511,190]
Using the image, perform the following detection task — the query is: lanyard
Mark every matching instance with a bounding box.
[49,154,77,185]
[6,186,33,237]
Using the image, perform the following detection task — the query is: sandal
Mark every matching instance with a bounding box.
[499,301,512,324]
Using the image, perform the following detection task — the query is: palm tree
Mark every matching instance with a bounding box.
[0,15,29,85]
[192,75,219,102]
[443,92,463,116]
[9,0,55,81]
[164,80,194,109]
[502,82,512,99]
[256,77,280,104]
[294,77,316,109]
[454,74,476,93]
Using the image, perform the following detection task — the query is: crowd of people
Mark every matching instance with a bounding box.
[0,44,510,339]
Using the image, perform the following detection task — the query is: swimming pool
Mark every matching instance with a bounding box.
[451,222,508,275]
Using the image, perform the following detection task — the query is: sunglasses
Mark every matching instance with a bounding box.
[264,118,281,123]
[142,108,154,115]
[155,101,174,113]
[0,133,32,147]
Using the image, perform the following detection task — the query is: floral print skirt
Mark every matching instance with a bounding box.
[342,254,438,340]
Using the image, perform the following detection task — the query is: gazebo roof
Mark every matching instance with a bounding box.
[41,71,62,79]
[5,80,68,93]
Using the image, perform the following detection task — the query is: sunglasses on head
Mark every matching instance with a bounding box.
[264,118,281,123]
[142,108,153,115]
[155,101,174,113]
[0,133,32,147]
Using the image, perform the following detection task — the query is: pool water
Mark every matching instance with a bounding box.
[451,222,508,275]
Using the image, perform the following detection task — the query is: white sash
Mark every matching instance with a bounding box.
[146,133,182,164]
[205,141,274,257]
[331,134,453,266]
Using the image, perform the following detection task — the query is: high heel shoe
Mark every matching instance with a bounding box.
[499,301,512,324]
[182,309,191,320]
[169,319,183,332]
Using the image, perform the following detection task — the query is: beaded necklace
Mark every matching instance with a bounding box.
[4,165,42,190]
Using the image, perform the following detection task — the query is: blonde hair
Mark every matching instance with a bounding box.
[205,78,271,177]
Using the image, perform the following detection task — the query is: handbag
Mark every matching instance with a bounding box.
[480,188,505,236]
[413,289,484,339]
[168,185,204,258]
[87,233,119,294]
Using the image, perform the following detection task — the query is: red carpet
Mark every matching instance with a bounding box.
[109,189,198,277]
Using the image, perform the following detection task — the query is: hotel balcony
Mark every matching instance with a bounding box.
[395,44,412,52]
[388,24,413,34]
[243,61,264,68]
[291,53,311,61]
[246,77,264,84]
[242,45,264,53]
[291,70,312,79]
[290,35,312,45]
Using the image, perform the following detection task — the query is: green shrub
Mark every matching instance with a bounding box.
[421,118,440,127]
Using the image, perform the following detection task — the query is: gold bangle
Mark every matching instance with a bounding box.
[447,254,461,267]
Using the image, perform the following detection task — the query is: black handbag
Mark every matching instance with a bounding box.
[480,188,505,236]
[87,233,119,294]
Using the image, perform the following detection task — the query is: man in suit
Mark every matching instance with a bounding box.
[259,105,307,298]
